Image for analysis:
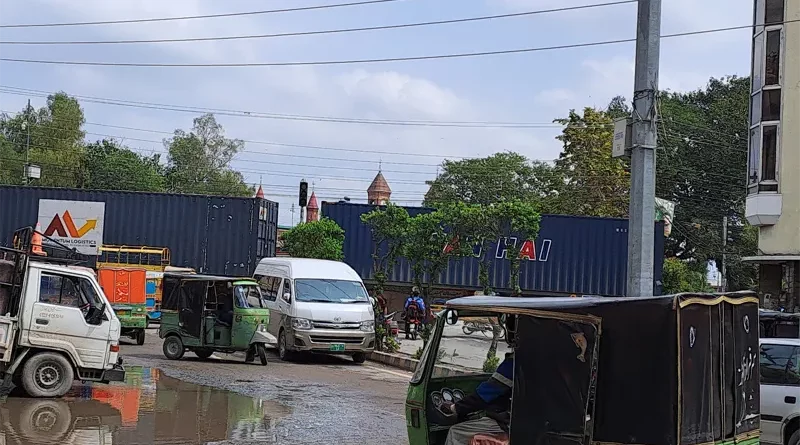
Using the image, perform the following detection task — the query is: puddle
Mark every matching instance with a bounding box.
[0,366,292,444]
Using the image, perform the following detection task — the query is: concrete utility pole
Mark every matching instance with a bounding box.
[626,0,661,297]
[23,99,31,185]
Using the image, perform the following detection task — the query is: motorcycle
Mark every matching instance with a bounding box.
[380,311,399,338]
[462,319,505,339]
[404,306,423,341]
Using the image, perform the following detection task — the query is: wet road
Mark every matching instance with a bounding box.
[0,328,411,445]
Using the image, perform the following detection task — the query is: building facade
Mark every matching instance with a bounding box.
[745,0,800,309]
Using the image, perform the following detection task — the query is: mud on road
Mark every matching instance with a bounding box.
[0,328,411,445]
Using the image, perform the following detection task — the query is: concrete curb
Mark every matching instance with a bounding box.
[367,351,419,372]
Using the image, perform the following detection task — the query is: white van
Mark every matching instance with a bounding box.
[253,258,375,364]
[759,338,799,445]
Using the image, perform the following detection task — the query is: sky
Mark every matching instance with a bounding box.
[0,0,754,226]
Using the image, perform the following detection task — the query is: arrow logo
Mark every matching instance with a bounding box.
[44,210,98,238]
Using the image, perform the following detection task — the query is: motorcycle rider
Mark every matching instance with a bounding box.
[403,286,425,339]
[440,315,517,445]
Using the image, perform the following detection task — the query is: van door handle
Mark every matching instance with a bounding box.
[786,396,797,404]
[35,318,49,325]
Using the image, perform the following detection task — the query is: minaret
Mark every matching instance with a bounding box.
[367,169,391,205]
[306,191,319,222]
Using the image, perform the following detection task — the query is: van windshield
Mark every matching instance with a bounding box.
[294,279,369,304]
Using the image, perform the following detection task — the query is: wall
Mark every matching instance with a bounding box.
[323,202,665,297]
[0,186,278,276]
[760,0,800,254]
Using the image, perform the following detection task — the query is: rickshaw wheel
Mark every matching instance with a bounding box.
[193,349,214,360]
[257,344,268,366]
[163,336,185,360]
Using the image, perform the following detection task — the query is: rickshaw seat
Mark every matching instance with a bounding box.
[469,433,508,445]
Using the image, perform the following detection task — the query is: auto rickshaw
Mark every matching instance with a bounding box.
[406,291,761,445]
[759,308,799,338]
[158,273,277,365]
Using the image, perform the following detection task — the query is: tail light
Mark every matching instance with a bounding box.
[110,344,120,352]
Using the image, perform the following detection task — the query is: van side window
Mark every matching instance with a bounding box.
[39,273,88,308]
[255,274,279,302]
[760,344,800,385]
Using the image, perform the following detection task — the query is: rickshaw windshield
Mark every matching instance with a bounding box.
[234,284,267,309]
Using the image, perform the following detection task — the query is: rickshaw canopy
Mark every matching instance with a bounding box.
[443,291,760,445]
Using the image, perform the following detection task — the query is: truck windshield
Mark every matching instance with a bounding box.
[234,285,267,309]
[294,279,369,303]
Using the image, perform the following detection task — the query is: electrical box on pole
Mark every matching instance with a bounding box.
[612,117,633,159]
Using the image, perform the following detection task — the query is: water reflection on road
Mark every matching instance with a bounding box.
[0,366,291,444]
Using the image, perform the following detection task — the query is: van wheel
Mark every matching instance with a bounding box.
[163,336,185,360]
[352,352,367,364]
[278,330,293,361]
[788,429,799,445]
[136,329,146,346]
[257,344,269,366]
[21,352,74,398]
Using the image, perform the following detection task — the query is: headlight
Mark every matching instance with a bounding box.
[360,320,375,332]
[291,318,313,330]
[257,324,267,332]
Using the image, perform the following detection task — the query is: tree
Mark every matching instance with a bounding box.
[423,152,560,209]
[662,257,713,294]
[491,200,541,296]
[83,139,164,191]
[280,218,345,261]
[657,76,754,290]
[361,202,409,352]
[164,113,253,197]
[552,107,630,217]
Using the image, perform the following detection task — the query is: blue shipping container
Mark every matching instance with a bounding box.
[0,186,278,276]
[322,202,664,297]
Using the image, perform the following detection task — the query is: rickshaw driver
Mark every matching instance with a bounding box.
[439,315,517,445]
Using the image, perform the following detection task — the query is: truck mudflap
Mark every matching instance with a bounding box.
[101,363,126,384]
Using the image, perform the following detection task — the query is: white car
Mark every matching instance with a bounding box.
[760,338,799,445]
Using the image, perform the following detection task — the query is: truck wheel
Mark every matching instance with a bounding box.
[352,352,367,364]
[278,330,294,362]
[21,352,74,398]
[193,348,214,360]
[163,336,185,360]
[788,429,799,445]
[136,329,146,346]
[257,344,269,366]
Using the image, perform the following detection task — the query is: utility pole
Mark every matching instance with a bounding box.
[626,0,661,297]
[722,216,728,292]
[23,99,31,185]
[290,203,296,226]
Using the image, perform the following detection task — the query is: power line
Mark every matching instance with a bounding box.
[0,0,404,29]
[0,1,636,45]
[3,22,796,67]
[0,86,587,129]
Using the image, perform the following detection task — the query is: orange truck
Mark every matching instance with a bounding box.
[97,268,148,345]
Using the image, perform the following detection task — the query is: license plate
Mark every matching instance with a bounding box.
[329,343,345,352]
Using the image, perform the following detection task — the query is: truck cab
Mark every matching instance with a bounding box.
[0,227,125,398]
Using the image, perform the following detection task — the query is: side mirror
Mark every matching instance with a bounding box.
[282,292,291,303]
[87,303,106,325]
[445,309,458,325]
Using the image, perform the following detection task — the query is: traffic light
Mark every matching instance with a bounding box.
[299,180,308,207]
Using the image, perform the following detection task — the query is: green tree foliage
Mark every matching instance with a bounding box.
[164,113,253,197]
[491,200,541,295]
[360,203,410,297]
[662,258,713,294]
[552,107,630,217]
[280,218,345,261]
[83,140,164,191]
[423,152,560,208]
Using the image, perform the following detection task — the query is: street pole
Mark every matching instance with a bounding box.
[722,216,728,292]
[23,99,31,185]
[626,0,661,297]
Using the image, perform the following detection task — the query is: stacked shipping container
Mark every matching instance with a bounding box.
[323,202,665,297]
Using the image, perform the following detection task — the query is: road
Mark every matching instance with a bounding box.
[0,328,412,445]
[398,321,510,370]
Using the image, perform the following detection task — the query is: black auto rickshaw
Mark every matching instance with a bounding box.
[406,291,761,445]
[158,273,276,365]
[759,308,799,338]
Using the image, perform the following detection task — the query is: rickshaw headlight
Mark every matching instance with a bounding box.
[360,320,375,332]
[291,318,313,330]
[257,324,267,332]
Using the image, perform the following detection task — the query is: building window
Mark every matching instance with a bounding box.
[765,30,781,85]
[749,128,760,185]
[765,0,784,25]
[761,125,778,181]
[752,32,764,91]
[751,92,762,124]
[762,89,781,121]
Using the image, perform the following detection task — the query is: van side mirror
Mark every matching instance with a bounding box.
[282,292,291,303]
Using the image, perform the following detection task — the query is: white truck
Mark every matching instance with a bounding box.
[0,227,125,398]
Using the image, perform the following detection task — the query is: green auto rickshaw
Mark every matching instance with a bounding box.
[407,291,761,445]
[158,273,277,365]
